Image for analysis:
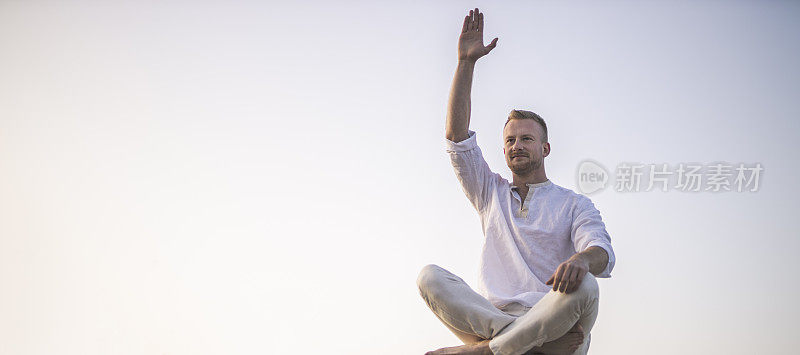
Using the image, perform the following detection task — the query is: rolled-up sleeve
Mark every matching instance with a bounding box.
[570,196,616,278]
[446,130,497,213]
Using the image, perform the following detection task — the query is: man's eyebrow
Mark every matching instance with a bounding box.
[505,134,535,139]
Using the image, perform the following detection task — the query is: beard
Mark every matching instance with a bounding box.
[509,156,542,175]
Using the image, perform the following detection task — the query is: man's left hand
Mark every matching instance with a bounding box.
[546,254,590,294]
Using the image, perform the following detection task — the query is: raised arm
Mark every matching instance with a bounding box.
[445,8,499,143]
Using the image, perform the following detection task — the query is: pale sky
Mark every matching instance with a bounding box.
[1,1,799,354]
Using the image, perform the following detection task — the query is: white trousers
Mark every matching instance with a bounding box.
[416,264,599,355]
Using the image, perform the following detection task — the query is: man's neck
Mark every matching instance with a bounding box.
[512,170,548,188]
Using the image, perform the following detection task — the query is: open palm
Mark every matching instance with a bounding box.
[458,8,498,62]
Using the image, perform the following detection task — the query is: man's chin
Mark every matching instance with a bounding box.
[509,164,533,175]
[509,161,542,175]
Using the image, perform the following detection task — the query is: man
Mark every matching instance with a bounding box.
[417,8,616,355]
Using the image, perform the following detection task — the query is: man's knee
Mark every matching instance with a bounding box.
[573,272,599,300]
[417,264,444,294]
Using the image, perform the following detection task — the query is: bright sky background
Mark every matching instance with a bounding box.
[2,1,799,354]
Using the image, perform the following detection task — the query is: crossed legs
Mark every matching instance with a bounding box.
[417,264,599,355]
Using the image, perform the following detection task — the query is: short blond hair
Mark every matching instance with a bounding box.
[504,109,548,142]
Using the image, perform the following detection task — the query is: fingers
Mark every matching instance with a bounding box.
[560,268,573,293]
[565,268,580,293]
[463,8,481,32]
[483,38,498,56]
[560,267,573,293]
[562,268,572,293]
[552,262,589,293]
[552,264,566,292]
[487,37,498,49]
[470,9,476,31]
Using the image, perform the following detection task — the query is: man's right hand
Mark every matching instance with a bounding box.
[458,8,498,63]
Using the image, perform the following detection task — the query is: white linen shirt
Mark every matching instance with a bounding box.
[446,130,616,308]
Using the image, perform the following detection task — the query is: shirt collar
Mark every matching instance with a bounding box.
[510,179,552,190]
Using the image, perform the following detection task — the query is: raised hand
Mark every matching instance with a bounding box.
[458,8,499,63]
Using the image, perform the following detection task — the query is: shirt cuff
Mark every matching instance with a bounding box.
[445,130,478,153]
[585,241,615,278]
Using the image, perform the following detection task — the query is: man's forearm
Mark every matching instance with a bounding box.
[575,246,609,276]
[445,60,476,143]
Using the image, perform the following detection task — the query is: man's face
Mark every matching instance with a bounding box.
[503,119,550,176]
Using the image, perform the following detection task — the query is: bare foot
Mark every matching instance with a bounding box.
[425,339,493,355]
[526,323,585,355]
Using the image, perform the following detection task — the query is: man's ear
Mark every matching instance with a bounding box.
[543,142,551,157]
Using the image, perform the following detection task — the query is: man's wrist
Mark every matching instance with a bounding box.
[576,246,609,275]
[457,59,477,68]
